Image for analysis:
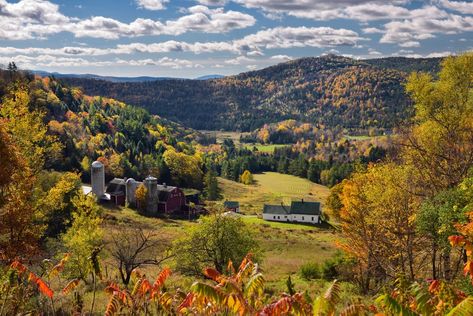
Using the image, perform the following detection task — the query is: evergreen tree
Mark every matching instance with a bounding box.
[204,169,221,201]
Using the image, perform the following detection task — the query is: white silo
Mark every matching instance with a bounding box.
[126,178,137,206]
[91,160,105,199]
[144,176,158,214]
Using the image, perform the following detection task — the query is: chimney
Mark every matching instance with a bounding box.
[163,182,167,188]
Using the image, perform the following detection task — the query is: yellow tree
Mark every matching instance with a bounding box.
[339,163,421,293]
[403,53,473,196]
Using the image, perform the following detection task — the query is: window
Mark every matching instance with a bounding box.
[284,215,287,218]
[273,216,276,219]
[302,216,304,220]
[278,216,280,219]
[312,217,314,221]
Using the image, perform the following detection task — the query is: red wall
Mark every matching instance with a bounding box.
[159,188,186,213]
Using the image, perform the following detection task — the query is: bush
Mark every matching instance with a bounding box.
[300,262,321,280]
[320,259,339,280]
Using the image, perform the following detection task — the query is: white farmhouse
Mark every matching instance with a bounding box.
[262,200,322,224]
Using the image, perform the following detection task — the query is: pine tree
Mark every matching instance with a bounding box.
[204,169,221,201]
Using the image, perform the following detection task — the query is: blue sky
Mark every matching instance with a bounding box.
[0,0,472,78]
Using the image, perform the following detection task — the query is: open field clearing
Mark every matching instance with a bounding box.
[219,172,330,214]
[242,143,290,153]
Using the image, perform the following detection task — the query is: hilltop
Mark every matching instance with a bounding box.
[59,55,442,131]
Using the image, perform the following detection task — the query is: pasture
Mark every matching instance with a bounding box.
[219,171,330,214]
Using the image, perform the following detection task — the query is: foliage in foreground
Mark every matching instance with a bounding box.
[4,252,473,315]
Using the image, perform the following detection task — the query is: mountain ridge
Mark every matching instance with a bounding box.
[57,55,443,131]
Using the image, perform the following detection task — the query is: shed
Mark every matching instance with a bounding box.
[224,201,240,213]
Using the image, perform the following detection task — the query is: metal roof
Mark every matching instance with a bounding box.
[263,204,290,215]
[290,201,321,215]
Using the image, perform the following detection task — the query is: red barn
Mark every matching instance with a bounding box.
[157,183,186,213]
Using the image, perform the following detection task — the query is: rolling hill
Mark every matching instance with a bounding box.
[59,55,442,131]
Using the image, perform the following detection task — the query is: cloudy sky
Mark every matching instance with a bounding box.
[0,0,472,78]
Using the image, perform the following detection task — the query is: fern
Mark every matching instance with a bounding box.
[313,280,341,316]
[446,296,473,316]
[62,278,81,294]
[245,273,265,298]
[376,294,419,316]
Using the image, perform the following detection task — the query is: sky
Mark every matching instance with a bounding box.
[0,0,472,78]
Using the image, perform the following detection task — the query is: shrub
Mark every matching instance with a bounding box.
[300,262,320,280]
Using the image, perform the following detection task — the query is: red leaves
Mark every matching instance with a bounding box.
[62,278,81,294]
[428,280,440,293]
[204,268,222,282]
[11,261,54,298]
[153,267,171,290]
[177,293,195,312]
[449,235,465,247]
[28,272,54,298]
[10,260,27,274]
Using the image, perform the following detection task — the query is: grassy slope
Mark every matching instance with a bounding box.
[89,172,346,311]
[219,172,330,215]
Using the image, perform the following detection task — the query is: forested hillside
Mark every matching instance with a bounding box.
[61,55,442,131]
[0,67,205,188]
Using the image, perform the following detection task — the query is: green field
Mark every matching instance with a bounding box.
[219,172,330,214]
[243,143,290,153]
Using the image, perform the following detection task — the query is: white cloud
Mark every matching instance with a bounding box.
[136,0,169,10]
[438,0,473,14]
[270,54,293,61]
[0,25,364,59]
[379,11,473,46]
[195,0,227,6]
[399,41,420,47]
[0,1,256,40]
[225,56,255,64]
[233,0,418,21]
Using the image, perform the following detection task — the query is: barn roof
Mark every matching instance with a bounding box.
[290,201,321,215]
[157,184,177,192]
[263,204,290,215]
[106,178,126,196]
[224,201,240,208]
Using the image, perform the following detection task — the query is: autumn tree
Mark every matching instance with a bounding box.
[403,53,473,196]
[61,194,103,281]
[172,212,259,276]
[240,170,254,185]
[339,163,421,293]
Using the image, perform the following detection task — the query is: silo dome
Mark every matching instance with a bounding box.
[91,161,104,168]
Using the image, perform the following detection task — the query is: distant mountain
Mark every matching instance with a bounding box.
[31,70,226,82]
[30,70,180,82]
[196,74,224,80]
[58,55,443,131]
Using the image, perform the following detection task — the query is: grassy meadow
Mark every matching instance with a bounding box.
[218,171,330,215]
[85,172,344,312]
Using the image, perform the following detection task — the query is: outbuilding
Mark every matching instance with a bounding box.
[262,200,322,224]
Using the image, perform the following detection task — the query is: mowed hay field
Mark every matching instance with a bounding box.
[219,171,330,215]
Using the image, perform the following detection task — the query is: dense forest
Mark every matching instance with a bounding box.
[60,55,442,131]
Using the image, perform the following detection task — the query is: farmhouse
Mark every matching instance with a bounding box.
[262,200,321,224]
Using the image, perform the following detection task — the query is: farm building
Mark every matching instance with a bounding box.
[89,161,195,217]
[157,183,186,213]
[262,200,321,224]
[224,201,240,213]
[106,178,126,206]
